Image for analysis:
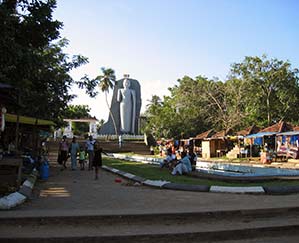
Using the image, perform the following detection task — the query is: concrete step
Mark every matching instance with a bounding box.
[1,207,299,242]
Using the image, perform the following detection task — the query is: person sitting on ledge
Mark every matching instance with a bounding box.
[187,148,197,171]
[171,151,192,176]
[160,148,175,169]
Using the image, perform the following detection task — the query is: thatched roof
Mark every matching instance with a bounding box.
[259,121,293,133]
[211,128,233,139]
[236,125,260,136]
[195,129,214,140]
[293,126,299,131]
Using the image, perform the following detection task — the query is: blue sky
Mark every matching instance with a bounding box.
[53,0,299,121]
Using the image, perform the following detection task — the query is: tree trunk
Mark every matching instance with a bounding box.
[15,92,20,151]
[267,94,271,125]
[15,113,20,151]
[34,117,39,155]
[105,92,118,136]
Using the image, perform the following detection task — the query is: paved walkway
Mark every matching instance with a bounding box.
[2,162,299,218]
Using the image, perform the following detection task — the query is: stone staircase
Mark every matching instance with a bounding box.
[2,207,299,242]
[99,140,150,155]
[47,140,150,160]
[226,144,241,159]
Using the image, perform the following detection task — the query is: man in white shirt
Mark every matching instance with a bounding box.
[86,135,96,170]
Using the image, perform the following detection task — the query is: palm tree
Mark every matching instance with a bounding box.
[97,67,118,136]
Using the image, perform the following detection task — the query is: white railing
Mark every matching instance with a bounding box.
[95,134,145,141]
[53,130,145,141]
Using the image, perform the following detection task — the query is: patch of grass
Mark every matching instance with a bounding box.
[103,157,299,187]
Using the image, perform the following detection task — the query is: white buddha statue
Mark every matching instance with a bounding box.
[117,78,136,134]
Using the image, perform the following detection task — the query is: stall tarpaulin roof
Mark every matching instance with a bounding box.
[245,132,277,139]
[276,131,299,136]
[5,113,55,126]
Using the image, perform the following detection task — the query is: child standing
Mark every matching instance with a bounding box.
[93,143,102,180]
[79,146,86,171]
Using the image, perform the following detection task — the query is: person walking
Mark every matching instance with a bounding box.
[69,137,80,170]
[93,143,103,180]
[85,135,96,170]
[118,135,123,149]
[58,135,69,170]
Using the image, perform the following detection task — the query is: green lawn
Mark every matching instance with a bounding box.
[103,157,299,187]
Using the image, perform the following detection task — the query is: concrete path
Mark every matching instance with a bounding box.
[2,163,299,218]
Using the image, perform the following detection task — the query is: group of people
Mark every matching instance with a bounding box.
[58,135,102,180]
[160,144,197,176]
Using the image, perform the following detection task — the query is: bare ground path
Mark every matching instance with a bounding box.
[2,160,299,242]
[2,164,299,217]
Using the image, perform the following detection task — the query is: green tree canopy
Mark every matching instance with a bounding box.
[0,0,91,127]
[230,55,299,126]
[63,104,92,119]
[144,55,299,139]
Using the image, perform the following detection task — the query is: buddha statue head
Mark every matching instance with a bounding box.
[123,78,131,89]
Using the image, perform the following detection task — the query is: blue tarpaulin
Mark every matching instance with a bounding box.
[245,132,277,139]
[254,137,263,145]
[277,131,299,145]
[277,131,299,136]
[245,132,277,146]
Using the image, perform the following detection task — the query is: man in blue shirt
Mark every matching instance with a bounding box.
[171,151,192,175]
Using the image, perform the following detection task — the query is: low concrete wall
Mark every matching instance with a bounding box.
[196,161,299,177]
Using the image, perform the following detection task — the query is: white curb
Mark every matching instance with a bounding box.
[0,192,26,210]
[111,168,119,173]
[210,186,265,194]
[123,173,135,179]
[143,180,170,187]
[23,179,34,189]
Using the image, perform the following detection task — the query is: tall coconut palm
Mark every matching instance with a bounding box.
[97,67,118,136]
